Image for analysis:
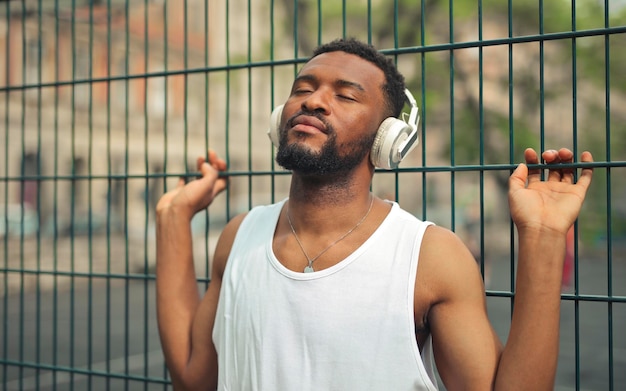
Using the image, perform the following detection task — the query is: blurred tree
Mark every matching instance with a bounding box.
[286,0,626,239]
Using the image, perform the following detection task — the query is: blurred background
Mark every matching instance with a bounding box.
[0,0,625,389]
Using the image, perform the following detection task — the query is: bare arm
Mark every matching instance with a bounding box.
[495,148,593,390]
[163,213,245,390]
[420,226,502,390]
[155,150,229,390]
[426,148,593,391]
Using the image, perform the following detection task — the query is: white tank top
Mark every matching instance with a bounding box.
[213,199,438,391]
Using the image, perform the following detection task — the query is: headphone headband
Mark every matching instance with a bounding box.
[398,88,420,161]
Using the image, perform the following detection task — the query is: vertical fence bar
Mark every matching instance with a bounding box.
[603,2,614,390]
[270,0,277,204]
[52,1,60,388]
[143,4,152,387]
[2,1,10,389]
[366,0,372,44]
[507,0,516,311]
[87,1,95,389]
[69,2,77,389]
[569,3,582,390]
[183,0,189,189]
[393,0,400,201]
[105,0,113,389]
[317,0,323,45]
[448,0,456,233]
[477,0,486,283]
[538,1,545,154]
[420,0,427,221]
[225,0,231,219]
[141,1,150,389]
[291,0,298,79]
[161,0,172,383]
[123,1,132,389]
[202,0,211,295]
[247,0,253,212]
[342,0,347,38]
[35,1,43,389]
[18,2,27,388]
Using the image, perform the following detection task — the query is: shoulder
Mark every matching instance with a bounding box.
[212,200,286,277]
[212,212,248,278]
[416,224,485,305]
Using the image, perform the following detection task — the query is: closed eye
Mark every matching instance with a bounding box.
[294,88,312,94]
[337,94,357,102]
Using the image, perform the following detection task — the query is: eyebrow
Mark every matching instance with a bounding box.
[293,74,366,92]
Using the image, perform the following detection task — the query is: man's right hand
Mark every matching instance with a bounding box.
[156,149,228,220]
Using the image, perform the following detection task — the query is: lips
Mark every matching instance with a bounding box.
[289,114,328,134]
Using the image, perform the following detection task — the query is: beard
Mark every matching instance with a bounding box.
[275,120,376,176]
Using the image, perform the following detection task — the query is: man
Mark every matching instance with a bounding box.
[156,38,594,390]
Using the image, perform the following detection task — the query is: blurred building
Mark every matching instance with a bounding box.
[0,0,295,241]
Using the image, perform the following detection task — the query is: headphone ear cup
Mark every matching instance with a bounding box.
[267,104,284,147]
[370,117,412,169]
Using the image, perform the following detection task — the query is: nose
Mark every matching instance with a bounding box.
[301,88,331,114]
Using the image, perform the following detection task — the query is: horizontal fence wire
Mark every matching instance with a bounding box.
[3,25,626,94]
[0,161,623,182]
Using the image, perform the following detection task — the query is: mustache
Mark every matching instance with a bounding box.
[285,110,333,134]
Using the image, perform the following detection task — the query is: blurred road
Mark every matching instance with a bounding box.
[1,255,624,391]
[1,279,171,391]
[485,254,626,391]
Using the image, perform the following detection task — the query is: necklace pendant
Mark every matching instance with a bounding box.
[303,265,315,273]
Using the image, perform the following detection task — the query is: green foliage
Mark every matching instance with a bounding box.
[288,0,625,239]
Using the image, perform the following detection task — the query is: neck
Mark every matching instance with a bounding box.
[288,164,374,208]
[286,175,375,239]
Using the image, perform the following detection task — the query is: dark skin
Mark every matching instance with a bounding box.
[156,51,594,390]
[272,52,390,273]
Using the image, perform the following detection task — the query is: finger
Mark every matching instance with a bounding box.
[560,168,575,184]
[196,156,206,172]
[207,149,228,172]
[557,148,575,184]
[206,150,229,196]
[557,147,574,163]
[525,148,540,165]
[217,158,228,171]
[575,151,594,191]
[198,160,219,182]
[207,149,217,164]
[176,177,186,188]
[524,148,542,184]
[202,156,229,198]
[542,149,564,182]
[541,149,560,161]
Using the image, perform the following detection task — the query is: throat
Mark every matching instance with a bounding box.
[292,176,356,202]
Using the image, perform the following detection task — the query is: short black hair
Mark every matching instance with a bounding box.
[311,38,406,118]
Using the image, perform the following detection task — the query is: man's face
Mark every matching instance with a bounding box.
[275,51,387,176]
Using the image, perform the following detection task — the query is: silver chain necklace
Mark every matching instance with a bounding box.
[287,195,374,273]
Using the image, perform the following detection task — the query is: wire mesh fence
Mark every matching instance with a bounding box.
[1,0,625,390]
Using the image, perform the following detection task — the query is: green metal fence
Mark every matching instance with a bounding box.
[1,0,625,390]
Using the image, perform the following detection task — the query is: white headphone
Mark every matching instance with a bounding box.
[267,88,420,169]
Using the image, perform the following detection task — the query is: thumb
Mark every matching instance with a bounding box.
[212,177,229,198]
[509,163,528,193]
[198,161,228,198]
